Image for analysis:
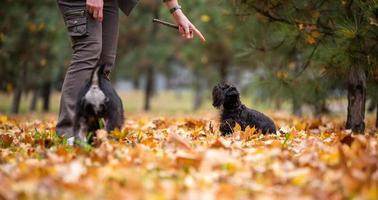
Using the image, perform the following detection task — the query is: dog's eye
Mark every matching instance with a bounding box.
[226,89,239,96]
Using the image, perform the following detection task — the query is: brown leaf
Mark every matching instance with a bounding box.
[175,150,202,169]
[340,134,354,146]
[0,134,13,147]
[210,138,230,149]
[168,131,192,151]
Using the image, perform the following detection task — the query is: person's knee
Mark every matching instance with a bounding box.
[69,40,103,73]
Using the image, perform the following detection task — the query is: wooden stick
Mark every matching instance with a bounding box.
[152,18,179,30]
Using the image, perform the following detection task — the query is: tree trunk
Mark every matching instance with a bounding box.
[11,88,22,114]
[132,73,140,90]
[376,101,378,128]
[219,61,228,83]
[193,90,202,111]
[41,81,51,112]
[143,6,159,111]
[346,65,366,133]
[274,99,282,110]
[292,97,302,117]
[11,67,27,114]
[29,89,38,111]
[144,65,154,111]
[314,100,329,117]
[193,72,204,111]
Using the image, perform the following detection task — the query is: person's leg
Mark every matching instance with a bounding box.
[100,0,119,77]
[56,0,103,138]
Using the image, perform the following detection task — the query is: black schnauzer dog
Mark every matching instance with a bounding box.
[73,65,124,144]
[212,83,276,135]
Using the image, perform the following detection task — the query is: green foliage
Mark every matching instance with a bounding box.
[232,0,378,112]
[0,0,70,92]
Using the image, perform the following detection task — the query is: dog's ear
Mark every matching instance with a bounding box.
[80,97,86,107]
[212,85,225,108]
[80,97,93,114]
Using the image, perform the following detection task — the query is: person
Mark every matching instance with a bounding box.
[56,0,205,142]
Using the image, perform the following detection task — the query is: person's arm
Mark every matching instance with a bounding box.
[163,0,206,42]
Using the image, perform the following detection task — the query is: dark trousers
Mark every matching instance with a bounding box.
[56,0,119,137]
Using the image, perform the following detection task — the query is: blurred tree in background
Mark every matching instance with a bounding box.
[115,0,240,111]
[0,0,69,113]
[231,0,378,131]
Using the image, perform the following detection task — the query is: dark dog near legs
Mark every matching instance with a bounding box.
[212,83,276,135]
[73,65,124,144]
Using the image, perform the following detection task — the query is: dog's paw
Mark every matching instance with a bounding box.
[66,136,75,146]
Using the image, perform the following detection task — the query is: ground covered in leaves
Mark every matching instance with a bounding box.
[0,114,377,200]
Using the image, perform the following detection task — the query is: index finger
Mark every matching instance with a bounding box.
[98,8,103,22]
[192,26,206,43]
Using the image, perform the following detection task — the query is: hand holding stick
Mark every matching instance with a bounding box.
[152,18,206,42]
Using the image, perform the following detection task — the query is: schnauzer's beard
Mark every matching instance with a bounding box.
[212,84,241,110]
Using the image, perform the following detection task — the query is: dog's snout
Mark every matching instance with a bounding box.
[225,87,238,95]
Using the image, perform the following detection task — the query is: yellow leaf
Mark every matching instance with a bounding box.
[298,23,304,30]
[291,173,308,186]
[28,22,37,33]
[111,128,125,139]
[141,137,158,148]
[200,14,210,23]
[276,71,289,79]
[342,30,355,38]
[294,121,307,130]
[305,35,316,45]
[311,31,321,38]
[320,150,340,166]
[233,123,242,132]
[240,126,256,140]
[0,115,8,124]
[363,184,378,200]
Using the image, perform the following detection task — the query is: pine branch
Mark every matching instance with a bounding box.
[250,4,292,25]
[294,37,324,78]
[249,4,335,35]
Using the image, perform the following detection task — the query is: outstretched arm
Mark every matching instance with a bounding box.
[163,0,206,42]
